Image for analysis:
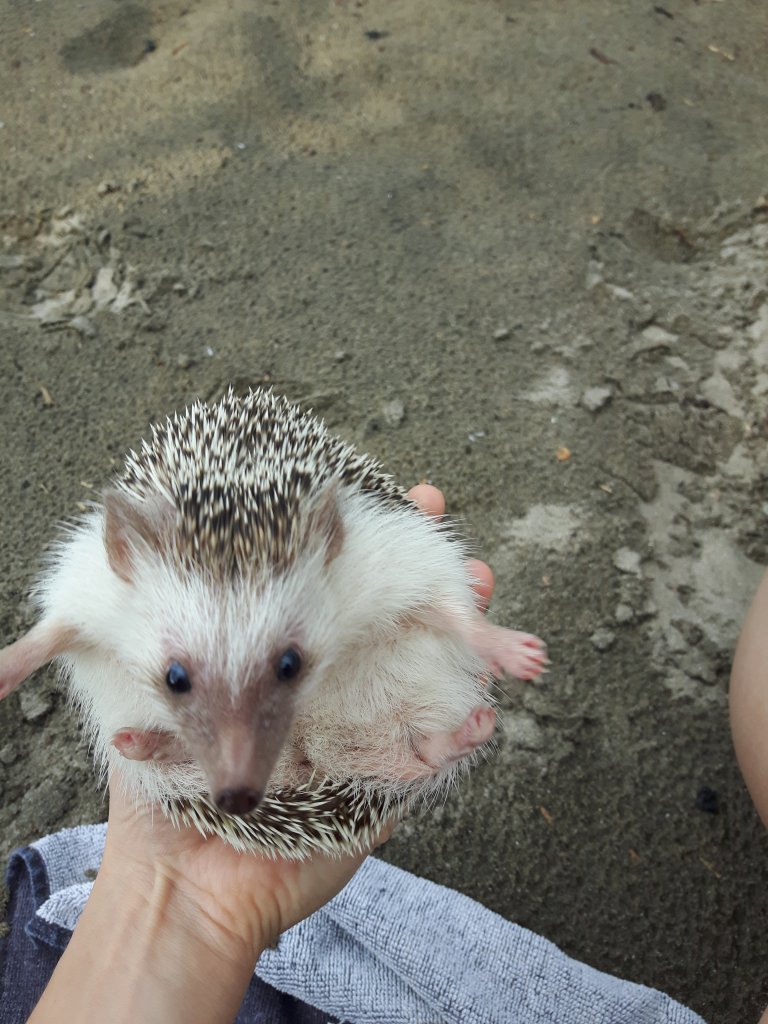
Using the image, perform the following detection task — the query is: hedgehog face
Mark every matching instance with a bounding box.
[91,484,346,813]
[142,562,342,811]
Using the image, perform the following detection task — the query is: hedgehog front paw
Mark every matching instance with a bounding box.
[111,728,187,763]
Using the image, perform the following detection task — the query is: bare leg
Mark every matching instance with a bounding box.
[730,569,768,826]
[731,573,768,1024]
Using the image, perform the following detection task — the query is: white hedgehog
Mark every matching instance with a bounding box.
[0,389,546,858]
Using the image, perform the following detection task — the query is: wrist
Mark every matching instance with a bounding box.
[31,850,265,1024]
[96,847,268,970]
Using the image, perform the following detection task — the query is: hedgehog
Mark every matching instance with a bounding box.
[0,389,546,858]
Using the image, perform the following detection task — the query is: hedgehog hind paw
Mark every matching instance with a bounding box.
[411,705,497,775]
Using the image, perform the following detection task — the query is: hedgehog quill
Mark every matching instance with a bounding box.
[0,389,546,858]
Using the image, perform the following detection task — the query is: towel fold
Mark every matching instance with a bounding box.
[1,823,706,1024]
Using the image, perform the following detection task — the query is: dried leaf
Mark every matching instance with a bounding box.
[707,43,735,61]
[589,47,618,66]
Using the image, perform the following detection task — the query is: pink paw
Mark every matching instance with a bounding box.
[463,618,547,681]
[416,705,497,769]
[487,628,548,680]
[112,728,185,763]
[425,604,547,682]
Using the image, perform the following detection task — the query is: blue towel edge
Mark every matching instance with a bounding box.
[4,846,73,954]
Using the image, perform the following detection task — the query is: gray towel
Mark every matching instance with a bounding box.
[29,824,705,1024]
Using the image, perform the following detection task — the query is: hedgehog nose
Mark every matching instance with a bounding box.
[215,787,262,816]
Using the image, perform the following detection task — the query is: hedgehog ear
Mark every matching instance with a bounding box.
[305,480,345,565]
[0,621,78,700]
[103,488,175,583]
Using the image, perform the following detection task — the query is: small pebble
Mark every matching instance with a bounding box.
[176,353,193,370]
[585,259,604,290]
[615,603,635,624]
[641,598,658,619]
[663,625,689,655]
[590,628,616,652]
[613,547,642,576]
[19,686,53,722]
[382,399,405,427]
[652,375,679,396]
[581,387,612,412]
[0,743,18,765]
[502,711,545,751]
[333,349,348,363]
[96,180,119,196]
[493,326,510,341]
[70,315,96,338]
[695,786,719,815]
[92,266,118,308]
[640,325,678,347]
[606,284,635,302]
[679,651,716,685]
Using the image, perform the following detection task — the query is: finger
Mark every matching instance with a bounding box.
[407,489,495,608]
[407,484,445,518]
[466,558,494,612]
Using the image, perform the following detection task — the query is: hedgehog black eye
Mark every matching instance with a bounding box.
[166,661,192,694]
[275,648,302,682]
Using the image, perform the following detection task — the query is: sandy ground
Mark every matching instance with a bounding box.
[1,0,768,1020]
